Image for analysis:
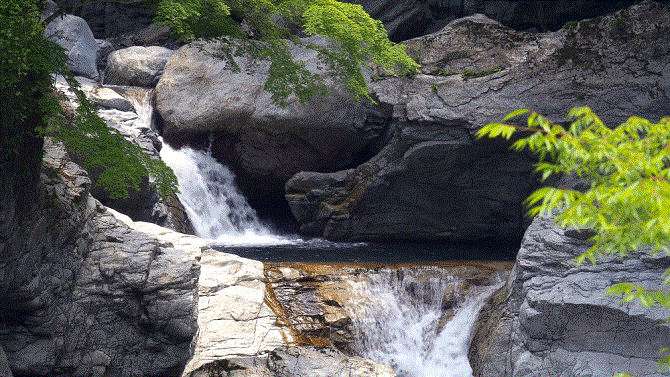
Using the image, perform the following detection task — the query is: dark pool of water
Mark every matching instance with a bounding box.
[212,238,519,263]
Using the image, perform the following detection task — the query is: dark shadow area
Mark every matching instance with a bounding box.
[213,237,521,264]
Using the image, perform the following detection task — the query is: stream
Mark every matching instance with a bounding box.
[87,80,510,377]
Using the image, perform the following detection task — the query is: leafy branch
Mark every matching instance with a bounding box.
[478,106,670,374]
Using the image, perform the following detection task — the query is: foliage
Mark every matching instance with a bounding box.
[1,0,177,201]
[154,0,419,102]
[477,107,670,374]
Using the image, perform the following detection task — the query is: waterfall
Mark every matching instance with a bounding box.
[349,268,502,377]
[159,143,292,245]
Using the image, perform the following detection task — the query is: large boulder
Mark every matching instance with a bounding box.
[155,37,390,226]
[44,14,100,79]
[285,1,670,241]
[469,213,670,377]
[104,46,175,87]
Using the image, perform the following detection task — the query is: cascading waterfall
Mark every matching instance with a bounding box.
[349,268,502,377]
[159,143,292,245]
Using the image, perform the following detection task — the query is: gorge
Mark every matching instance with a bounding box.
[2,1,670,376]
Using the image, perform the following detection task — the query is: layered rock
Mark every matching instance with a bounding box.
[104,46,175,87]
[470,213,670,377]
[0,140,199,376]
[286,1,670,241]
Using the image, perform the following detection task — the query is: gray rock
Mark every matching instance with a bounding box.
[44,14,100,79]
[132,23,174,47]
[105,46,175,87]
[95,38,114,70]
[52,76,194,234]
[286,1,670,241]
[374,2,670,128]
[0,140,199,377]
[286,123,539,241]
[470,213,670,377]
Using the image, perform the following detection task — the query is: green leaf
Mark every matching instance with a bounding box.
[503,108,529,121]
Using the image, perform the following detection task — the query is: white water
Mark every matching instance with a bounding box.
[159,143,295,245]
[350,268,501,377]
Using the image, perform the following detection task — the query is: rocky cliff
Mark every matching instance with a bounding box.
[470,212,670,377]
[0,139,199,376]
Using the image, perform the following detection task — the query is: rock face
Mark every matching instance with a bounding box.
[469,214,670,377]
[286,124,538,241]
[0,140,199,377]
[105,46,175,87]
[286,1,670,241]
[44,14,100,79]
[342,0,640,42]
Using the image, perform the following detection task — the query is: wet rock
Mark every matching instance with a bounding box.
[105,46,174,87]
[265,262,512,356]
[43,14,100,79]
[470,212,670,377]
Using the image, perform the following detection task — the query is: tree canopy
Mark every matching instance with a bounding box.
[154,0,418,102]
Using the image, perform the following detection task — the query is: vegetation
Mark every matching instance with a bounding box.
[2,0,416,201]
[1,0,178,201]
[154,0,418,103]
[478,107,670,376]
